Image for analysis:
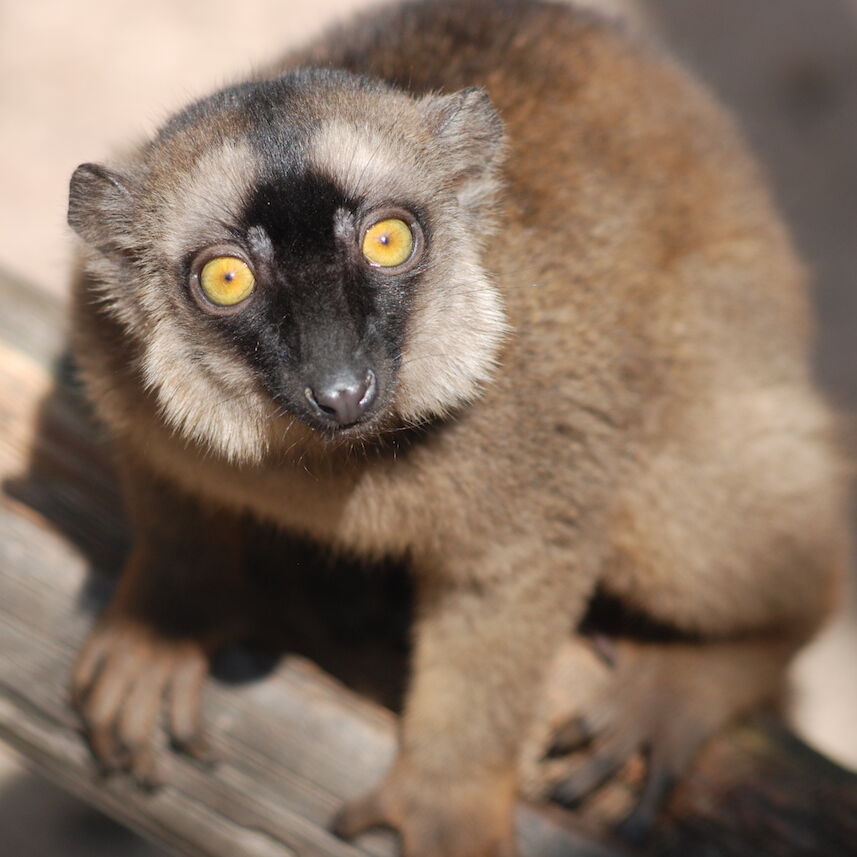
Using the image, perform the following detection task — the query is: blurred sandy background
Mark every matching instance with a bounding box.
[1,0,855,854]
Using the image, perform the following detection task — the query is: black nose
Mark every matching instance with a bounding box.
[306,370,376,426]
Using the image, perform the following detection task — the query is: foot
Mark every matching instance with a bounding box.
[544,639,787,841]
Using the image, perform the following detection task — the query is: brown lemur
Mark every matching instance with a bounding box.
[66,0,850,853]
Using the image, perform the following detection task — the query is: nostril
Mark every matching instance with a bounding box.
[306,370,376,426]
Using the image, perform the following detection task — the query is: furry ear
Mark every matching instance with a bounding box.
[419,87,505,213]
[68,163,137,259]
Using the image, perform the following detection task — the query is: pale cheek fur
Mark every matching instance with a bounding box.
[135,140,278,462]
[395,249,509,421]
[138,115,508,455]
[141,317,274,463]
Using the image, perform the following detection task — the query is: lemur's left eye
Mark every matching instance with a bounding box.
[362,218,415,268]
[199,256,256,307]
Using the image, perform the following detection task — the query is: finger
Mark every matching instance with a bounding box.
[544,714,598,758]
[71,628,115,705]
[118,655,171,786]
[82,644,141,766]
[550,750,626,807]
[549,713,646,807]
[129,745,164,790]
[616,715,709,841]
[544,689,621,760]
[168,649,213,761]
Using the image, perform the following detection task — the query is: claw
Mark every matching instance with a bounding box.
[332,787,391,839]
[130,747,164,791]
[542,638,777,835]
[544,714,597,758]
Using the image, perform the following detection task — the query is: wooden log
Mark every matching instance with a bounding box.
[1,267,856,857]
[653,721,857,857]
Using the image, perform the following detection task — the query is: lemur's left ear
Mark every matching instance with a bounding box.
[419,87,506,212]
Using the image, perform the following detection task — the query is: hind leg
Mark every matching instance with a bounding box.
[547,395,851,835]
[545,635,800,840]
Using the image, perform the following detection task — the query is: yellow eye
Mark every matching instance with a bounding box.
[362,218,415,268]
[199,256,256,306]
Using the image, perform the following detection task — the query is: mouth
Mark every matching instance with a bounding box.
[302,406,392,443]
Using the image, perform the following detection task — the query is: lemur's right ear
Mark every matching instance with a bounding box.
[68,162,137,259]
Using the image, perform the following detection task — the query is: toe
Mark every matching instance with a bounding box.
[118,655,171,785]
[71,627,114,705]
[73,622,212,782]
[615,745,677,843]
[81,644,141,768]
[129,745,164,790]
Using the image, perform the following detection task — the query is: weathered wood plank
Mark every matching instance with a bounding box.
[0,502,366,857]
[0,269,67,368]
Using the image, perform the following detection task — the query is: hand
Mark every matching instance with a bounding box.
[72,616,212,786]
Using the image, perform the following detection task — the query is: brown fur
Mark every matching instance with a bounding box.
[68,1,850,853]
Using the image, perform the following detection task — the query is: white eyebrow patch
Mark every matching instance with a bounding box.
[332,207,354,241]
[309,119,424,201]
[158,139,259,260]
[247,224,274,260]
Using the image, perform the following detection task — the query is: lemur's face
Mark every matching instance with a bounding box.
[69,69,507,461]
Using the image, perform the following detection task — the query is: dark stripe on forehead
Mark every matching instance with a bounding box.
[243,169,358,261]
[237,168,373,367]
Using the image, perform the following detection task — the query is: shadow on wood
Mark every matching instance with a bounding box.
[0,275,413,711]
